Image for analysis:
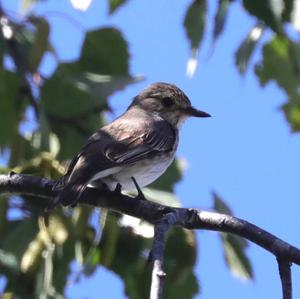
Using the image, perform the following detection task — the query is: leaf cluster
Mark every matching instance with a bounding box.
[1,0,300,298]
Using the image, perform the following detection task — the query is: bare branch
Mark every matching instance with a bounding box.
[277,258,292,299]
[0,172,300,298]
[150,210,187,299]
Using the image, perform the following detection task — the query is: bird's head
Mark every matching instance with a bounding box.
[128,82,211,128]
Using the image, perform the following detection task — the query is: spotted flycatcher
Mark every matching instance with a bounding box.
[56,82,210,206]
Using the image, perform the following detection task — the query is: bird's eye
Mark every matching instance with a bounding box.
[162,97,174,107]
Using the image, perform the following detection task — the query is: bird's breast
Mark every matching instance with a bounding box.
[100,152,175,191]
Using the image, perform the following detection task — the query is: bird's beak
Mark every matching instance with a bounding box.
[182,106,211,118]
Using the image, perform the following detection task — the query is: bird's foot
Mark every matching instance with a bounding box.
[114,183,122,195]
[131,177,146,201]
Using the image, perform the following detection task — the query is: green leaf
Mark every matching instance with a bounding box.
[282,95,300,131]
[282,0,294,23]
[235,24,264,75]
[255,36,297,92]
[1,17,52,75]
[0,167,9,174]
[0,249,19,273]
[109,0,128,14]
[41,72,104,159]
[164,228,199,299]
[184,0,207,50]
[213,191,232,214]
[243,0,284,32]
[6,22,35,72]
[28,17,50,72]
[100,219,199,299]
[9,133,42,168]
[0,218,39,272]
[141,188,181,207]
[212,0,230,45]
[99,213,120,267]
[41,27,137,158]
[0,71,23,148]
[255,36,300,131]
[82,247,101,276]
[213,192,253,280]
[220,233,253,280]
[62,27,130,75]
[68,72,143,101]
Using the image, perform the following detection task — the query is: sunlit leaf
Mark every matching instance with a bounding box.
[20,231,45,274]
[186,49,198,77]
[70,0,92,11]
[235,24,264,74]
[290,0,300,30]
[184,0,207,76]
[13,152,64,178]
[141,189,180,207]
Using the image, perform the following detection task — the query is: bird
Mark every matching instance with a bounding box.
[55,82,210,206]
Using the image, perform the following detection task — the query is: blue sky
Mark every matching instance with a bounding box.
[2,0,300,298]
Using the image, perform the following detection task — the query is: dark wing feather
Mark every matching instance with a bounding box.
[57,119,177,205]
[104,120,177,164]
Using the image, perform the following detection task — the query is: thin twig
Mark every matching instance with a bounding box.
[150,212,180,299]
[277,258,292,299]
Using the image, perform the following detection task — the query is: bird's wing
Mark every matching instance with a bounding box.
[57,119,177,205]
[103,119,177,164]
[67,119,177,183]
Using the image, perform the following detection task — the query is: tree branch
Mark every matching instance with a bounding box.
[150,211,186,299]
[277,258,292,299]
[0,172,300,299]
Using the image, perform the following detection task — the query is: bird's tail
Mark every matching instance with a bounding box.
[54,181,86,207]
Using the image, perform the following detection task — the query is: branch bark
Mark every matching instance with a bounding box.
[0,173,299,299]
[277,258,292,299]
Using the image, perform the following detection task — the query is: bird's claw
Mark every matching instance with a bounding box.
[114,183,122,195]
[131,177,146,200]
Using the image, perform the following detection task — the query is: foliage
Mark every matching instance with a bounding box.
[0,0,299,298]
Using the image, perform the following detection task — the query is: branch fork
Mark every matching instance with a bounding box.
[0,173,298,299]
